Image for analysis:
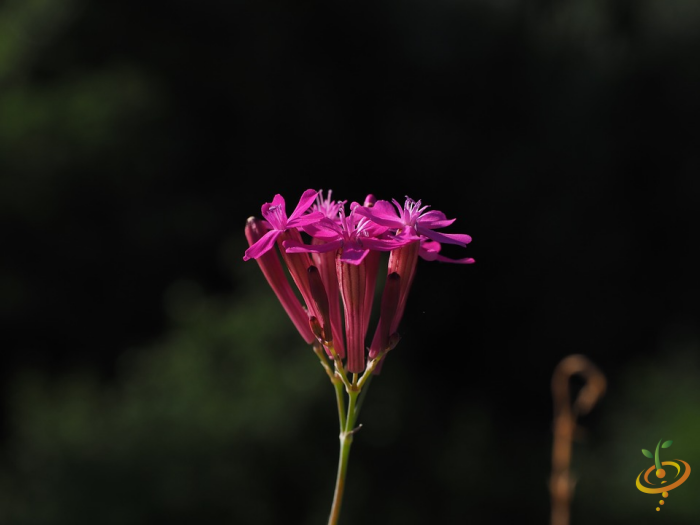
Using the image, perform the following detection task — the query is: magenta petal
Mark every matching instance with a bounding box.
[435,255,475,264]
[418,227,472,247]
[261,201,286,229]
[421,240,441,251]
[339,247,370,265]
[284,239,342,254]
[287,189,319,223]
[420,246,474,264]
[290,210,325,229]
[271,194,286,207]
[419,210,447,221]
[355,200,402,228]
[363,237,410,251]
[420,239,474,263]
[263,194,287,222]
[303,220,341,240]
[243,229,281,260]
[422,218,456,228]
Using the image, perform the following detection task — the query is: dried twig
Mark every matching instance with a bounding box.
[550,354,606,525]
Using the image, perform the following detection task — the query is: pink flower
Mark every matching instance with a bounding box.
[244,217,315,344]
[243,189,324,261]
[354,196,472,247]
[243,189,475,375]
[285,204,404,265]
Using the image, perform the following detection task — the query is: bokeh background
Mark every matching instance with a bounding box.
[1,0,699,523]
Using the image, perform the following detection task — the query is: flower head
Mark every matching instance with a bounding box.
[243,189,474,374]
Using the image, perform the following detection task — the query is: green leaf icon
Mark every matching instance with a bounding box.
[662,440,673,449]
[642,449,653,458]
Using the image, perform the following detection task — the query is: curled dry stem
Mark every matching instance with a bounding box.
[550,354,606,525]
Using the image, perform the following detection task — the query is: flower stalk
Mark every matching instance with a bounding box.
[325,349,387,525]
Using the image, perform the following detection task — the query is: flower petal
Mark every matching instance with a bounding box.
[243,229,281,260]
[338,246,370,265]
[287,189,320,223]
[355,200,403,228]
[419,240,475,263]
[262,199,287,229]
[284,239,342,254]
[303,217,343,240]
[417,226,472,247]
[290,210,326,229]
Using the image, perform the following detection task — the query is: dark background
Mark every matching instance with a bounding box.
[1,0,699,523]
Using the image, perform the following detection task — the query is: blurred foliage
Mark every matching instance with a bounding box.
[0,261,333,524]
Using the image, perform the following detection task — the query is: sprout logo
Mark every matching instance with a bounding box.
[636,439,691,512]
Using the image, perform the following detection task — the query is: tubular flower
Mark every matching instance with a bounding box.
[244,217,315,344]
[336,256,367,373]
[243,188,473,374]
[309,237,346,359]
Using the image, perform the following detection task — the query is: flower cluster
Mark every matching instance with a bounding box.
[244,189,474,373]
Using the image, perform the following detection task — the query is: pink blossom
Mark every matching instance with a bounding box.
[244,217,315,344]
[243,189,324,261]
[354,196,472,247]
[243,189,475,375]
[285,204,404,265]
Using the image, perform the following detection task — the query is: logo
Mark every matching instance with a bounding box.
[635,439,691,512]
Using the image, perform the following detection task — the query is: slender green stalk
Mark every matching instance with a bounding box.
[321,351,385,525]
[333,379,346,433]
[328,387,360,525]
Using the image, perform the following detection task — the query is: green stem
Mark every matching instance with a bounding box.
[334,379,346,433]
[327,388,360,525]
[654,439,662,470]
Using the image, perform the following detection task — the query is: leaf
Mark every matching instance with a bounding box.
[662,440,673,449]
[642,449,653,458]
